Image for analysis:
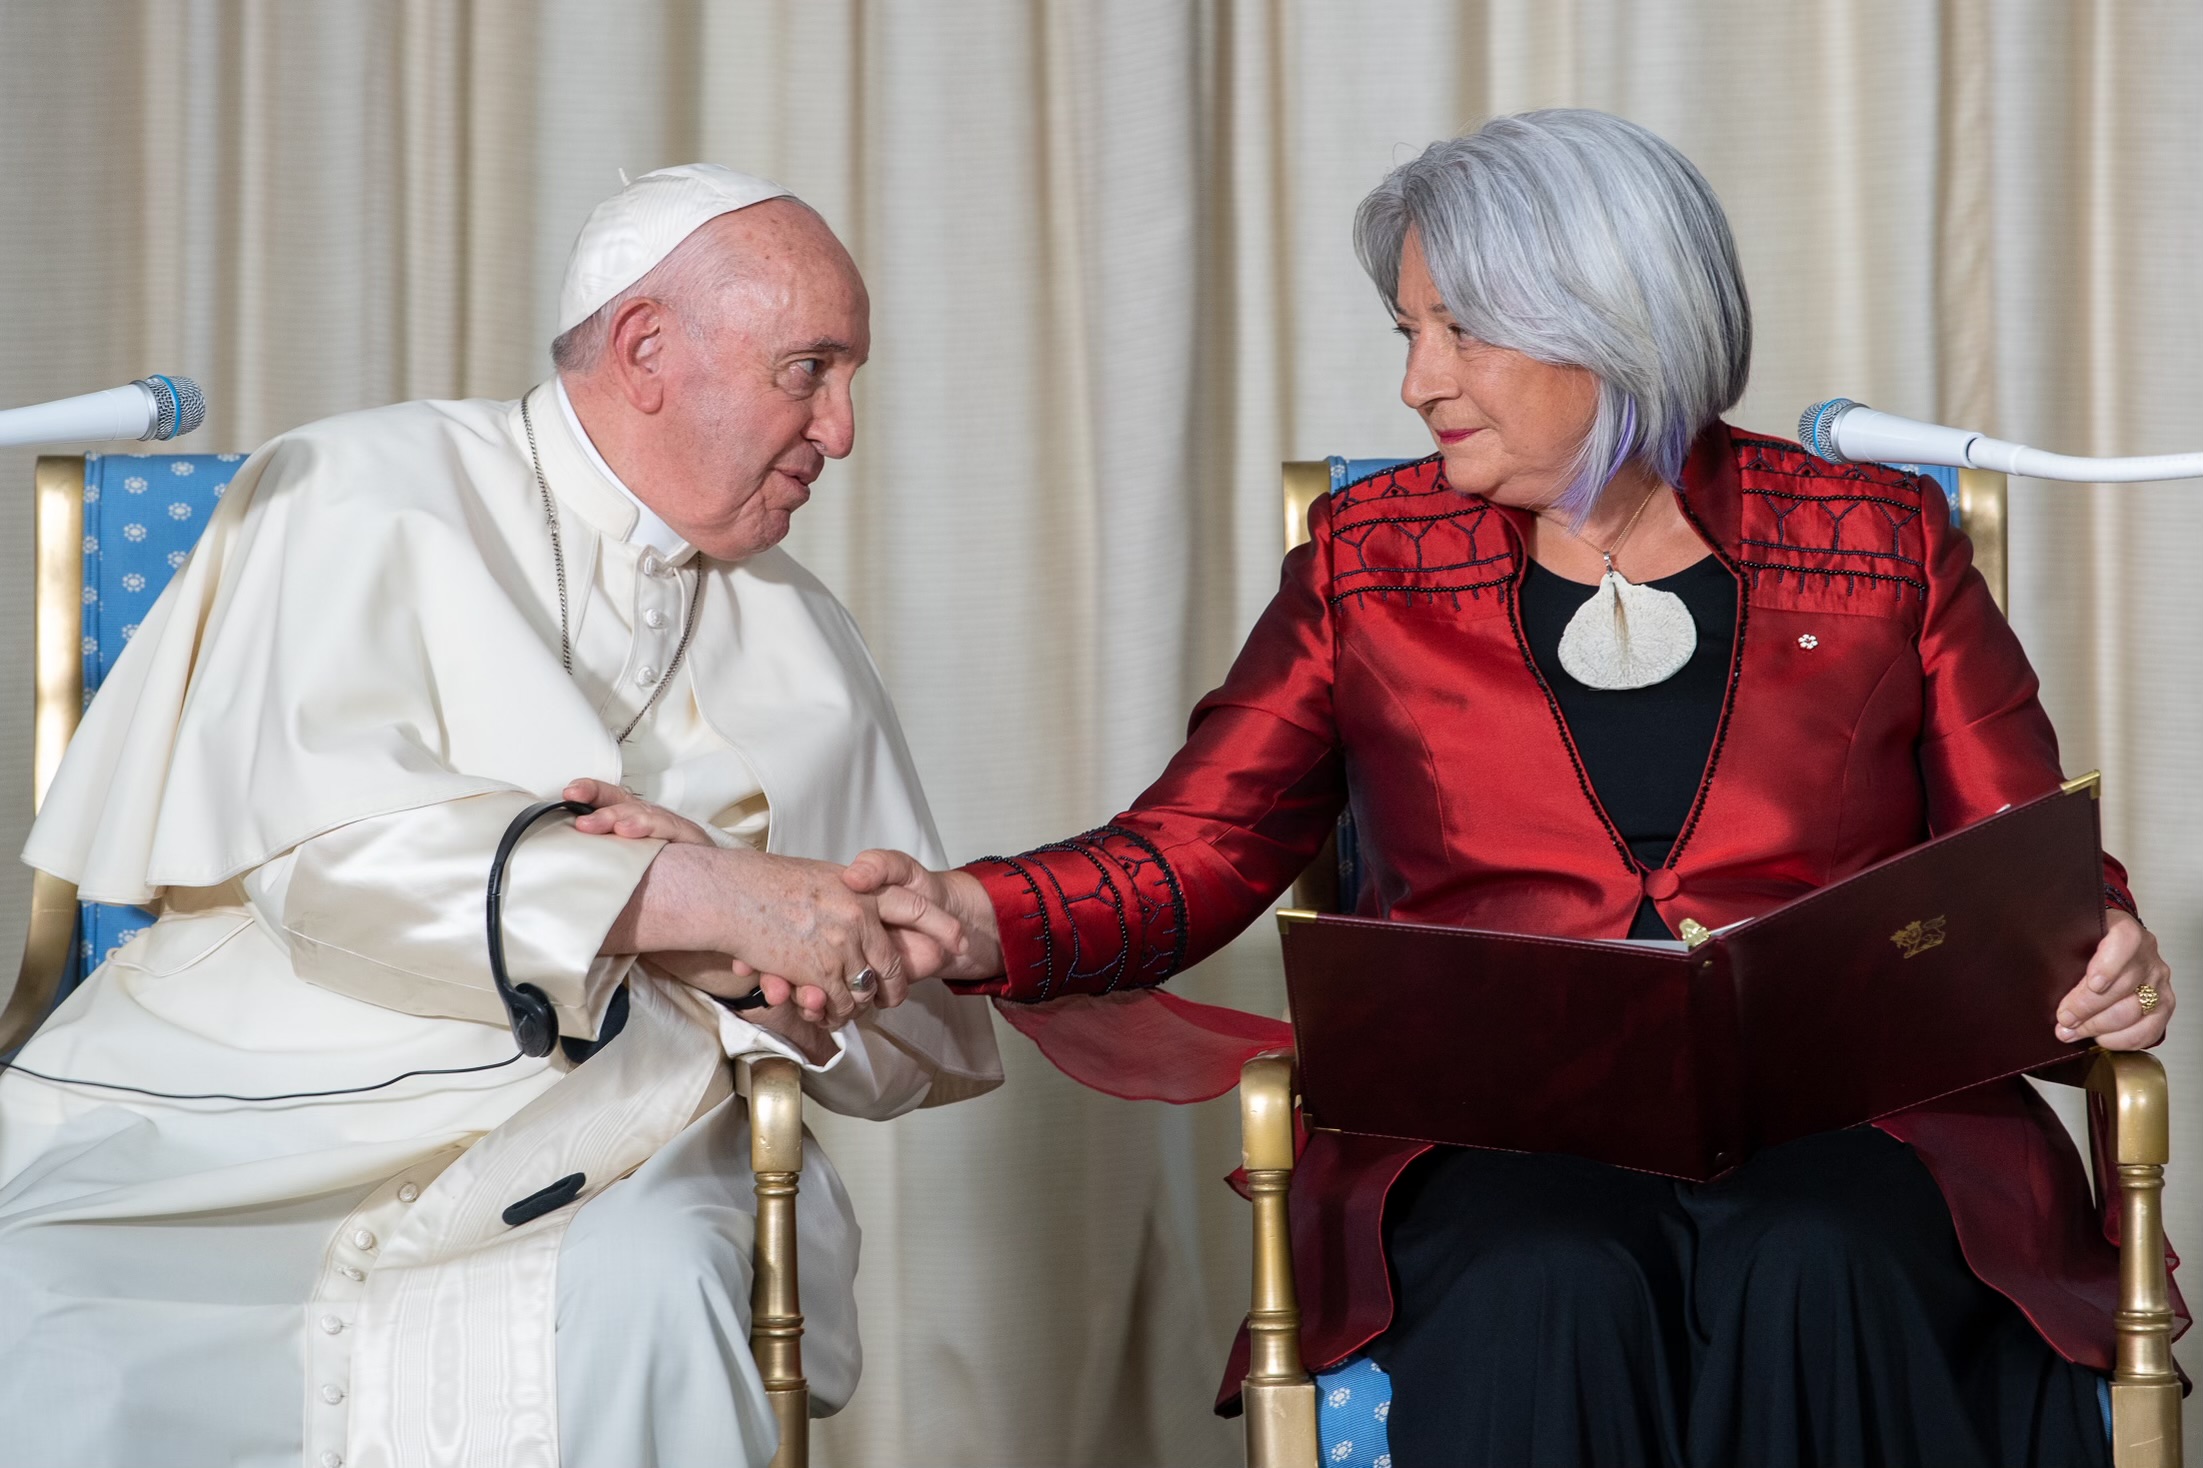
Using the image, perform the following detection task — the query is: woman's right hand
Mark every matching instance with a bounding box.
[842,850,1005,983]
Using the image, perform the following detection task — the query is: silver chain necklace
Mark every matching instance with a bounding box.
[520,397,703,743]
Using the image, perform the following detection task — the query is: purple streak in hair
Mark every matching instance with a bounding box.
[1604,397,1639,482]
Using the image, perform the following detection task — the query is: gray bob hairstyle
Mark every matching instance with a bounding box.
[1355,110,1752,518]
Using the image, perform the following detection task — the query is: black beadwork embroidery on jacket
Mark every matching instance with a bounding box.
[1664,491,1751,867]
[1092,823,1190,981]
[1732,560,1929,597]
[1025,841,1132,995]
[977,854,1054,1001]
[1733,438,1932,599]
[1329,466,1514,609]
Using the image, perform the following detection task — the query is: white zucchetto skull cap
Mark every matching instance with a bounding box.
[556,164,793,334]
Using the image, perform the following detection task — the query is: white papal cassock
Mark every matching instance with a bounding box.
[0,380,1002,1468]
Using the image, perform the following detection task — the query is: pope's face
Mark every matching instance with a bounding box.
[1393,229,1599,512]
[651,208,872,560]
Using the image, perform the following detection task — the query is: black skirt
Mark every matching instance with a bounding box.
[1365,1126,2109,1468]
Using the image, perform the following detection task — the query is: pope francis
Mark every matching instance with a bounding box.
[0,166,1001,1468]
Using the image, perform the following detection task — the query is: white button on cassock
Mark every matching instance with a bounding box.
[639,551,662,578]
[321,1384,345,1405]
[397,1183,419,1203]
[644,608,667,630]
[321,1453,344,1468]
[352,1229,376,1250]
[319,1315,345,1335]
[635,666,658,687]
[341,1265,364,1282]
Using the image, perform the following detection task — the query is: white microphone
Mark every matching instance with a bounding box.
[1799,398,2203,483]
[0,376,206,449]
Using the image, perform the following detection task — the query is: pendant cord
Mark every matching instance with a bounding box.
[1592,483,1664,580]
[521,392,700,743]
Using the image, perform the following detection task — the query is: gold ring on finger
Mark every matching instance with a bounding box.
[2136,983,2161,1013]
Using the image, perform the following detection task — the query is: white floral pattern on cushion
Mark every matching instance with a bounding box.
[71,451,248,993]
[1315,1356,1391,1467]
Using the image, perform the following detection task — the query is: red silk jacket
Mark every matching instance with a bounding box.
[963,424,2162,1399]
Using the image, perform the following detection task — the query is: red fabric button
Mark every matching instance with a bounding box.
[1642,868,1681,901]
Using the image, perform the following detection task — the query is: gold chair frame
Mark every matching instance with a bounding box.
[2,457,814,1468]
[1235,463,2180,1468]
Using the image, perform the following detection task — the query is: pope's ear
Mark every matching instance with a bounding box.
[604,297,671,413]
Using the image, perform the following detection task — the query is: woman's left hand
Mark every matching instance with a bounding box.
[2055,909,2174,1050]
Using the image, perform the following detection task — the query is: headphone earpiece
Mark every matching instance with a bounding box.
[487,799,597,1059]
[504,982,559,1060]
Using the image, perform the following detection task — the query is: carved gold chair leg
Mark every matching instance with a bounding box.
[2090,1050,2182,1468]
[748,1056,809,1468]
[1241,1054,1320,1468]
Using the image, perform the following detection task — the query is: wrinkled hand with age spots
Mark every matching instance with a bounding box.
[569,778,968,1027]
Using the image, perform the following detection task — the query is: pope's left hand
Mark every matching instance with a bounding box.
[2055,908,2173,1049]
[565,779,718,844]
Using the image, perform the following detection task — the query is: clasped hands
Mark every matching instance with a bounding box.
[569,780,1000,1044]
[574,776,2174,1056]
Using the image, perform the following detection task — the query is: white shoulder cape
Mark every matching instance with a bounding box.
[24,390,999,1098]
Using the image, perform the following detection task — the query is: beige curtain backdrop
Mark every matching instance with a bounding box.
[2,2,2198,1463]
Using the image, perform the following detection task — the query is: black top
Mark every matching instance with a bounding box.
[1520,555,1738,938]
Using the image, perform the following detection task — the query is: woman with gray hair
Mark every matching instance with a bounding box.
[623,110,2171,1464]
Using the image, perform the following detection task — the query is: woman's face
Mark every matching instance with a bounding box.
[1395,229,1600,511]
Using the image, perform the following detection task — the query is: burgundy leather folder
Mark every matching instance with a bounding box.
[1280,780,2106,1181]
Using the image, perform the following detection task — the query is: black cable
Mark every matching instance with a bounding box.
[0,1049,526,1103]
[1,797,596,1099]
[6,795,774,1099]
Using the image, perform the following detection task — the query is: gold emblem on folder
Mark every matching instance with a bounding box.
[1891,916,1947,959]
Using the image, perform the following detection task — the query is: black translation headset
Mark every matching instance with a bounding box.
[486,799,593,1058]
[2,796,764,1103]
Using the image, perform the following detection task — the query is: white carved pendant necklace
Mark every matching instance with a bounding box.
[1554,484,1697,691]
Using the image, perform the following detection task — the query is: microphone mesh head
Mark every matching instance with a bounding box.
[136,375,206,441]
[1797,398,1857,461]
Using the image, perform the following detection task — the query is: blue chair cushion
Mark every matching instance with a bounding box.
[1315,1355,1392,1466]
[1327,455,1413,493]
[67,451,248,994]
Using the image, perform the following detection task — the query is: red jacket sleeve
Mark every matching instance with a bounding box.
[963,505,1347,1001]
[1912,483,2136,914]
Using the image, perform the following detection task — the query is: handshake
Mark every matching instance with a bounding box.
[567,779,1004,1038]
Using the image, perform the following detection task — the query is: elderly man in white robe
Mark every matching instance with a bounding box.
[0,165,1000,1468]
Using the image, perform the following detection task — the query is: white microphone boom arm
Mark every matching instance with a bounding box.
[0,376,206,449]
[1799,399,2203,484]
